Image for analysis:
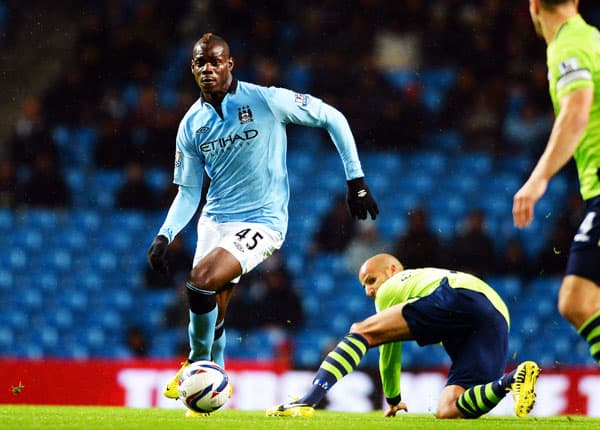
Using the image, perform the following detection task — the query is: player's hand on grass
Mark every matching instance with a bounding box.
[147,235,170,275]
[384,401,408,417]
[512,176,548,228]
[346,177,379,220]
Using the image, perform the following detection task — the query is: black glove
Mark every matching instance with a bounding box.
[147,235,169,275]
[346,177,379,220]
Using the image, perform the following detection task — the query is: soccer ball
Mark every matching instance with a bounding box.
[178,361,232,413]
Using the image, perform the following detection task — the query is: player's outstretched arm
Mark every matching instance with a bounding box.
[513,88,592,228]
[147,185,201,273]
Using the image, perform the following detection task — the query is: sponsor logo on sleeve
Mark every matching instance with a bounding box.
[294,92,309,107]
[556,57,591,90]
[558,57,579,76]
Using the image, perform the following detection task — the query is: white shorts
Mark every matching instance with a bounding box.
[193,216,284,283]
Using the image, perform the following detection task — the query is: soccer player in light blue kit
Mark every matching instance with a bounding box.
[146,33,379,415]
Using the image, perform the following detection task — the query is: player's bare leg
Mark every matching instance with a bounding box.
[164,248,241,400]
[436,385,466,419]
[350,302,414,347]
[559,275,600,365]
[558,275,600,327]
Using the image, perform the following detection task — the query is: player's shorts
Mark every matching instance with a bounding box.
[402,278,509,388]
[566,195,600,285]
[193,216,284,283]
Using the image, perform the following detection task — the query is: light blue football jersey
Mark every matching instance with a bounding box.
[172,79,365,238]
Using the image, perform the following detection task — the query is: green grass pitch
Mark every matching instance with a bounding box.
[1,406,599,430]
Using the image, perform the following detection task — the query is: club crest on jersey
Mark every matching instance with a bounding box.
[175,151,182,168]
[238,106,253,124]
[294,92,309,107]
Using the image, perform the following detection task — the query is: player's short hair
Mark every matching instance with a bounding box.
[196,33,230,57]
[540,0,575,9]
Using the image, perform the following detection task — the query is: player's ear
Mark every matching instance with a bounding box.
[228,56,234,72]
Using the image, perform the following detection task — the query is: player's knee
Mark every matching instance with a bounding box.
[558,280,584,323]
[557,284,572,319]
[349,321,364,336]
[435,409,453,419]
[435,405,461,419]
[189,265,219,292]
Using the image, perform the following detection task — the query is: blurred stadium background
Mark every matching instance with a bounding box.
[1,0,600,414]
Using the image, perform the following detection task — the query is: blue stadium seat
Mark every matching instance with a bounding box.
[479,194,512,218]
[77,267,104,290]
[19,209,59,230]
[497,154,533,177]
[418,345,451,367]
[439,175,479,196]
[407,150,447,176]
[486,276,522,301]
[12,288,43,310]
[535,295,556,320]
[376,215,406,239]
[361,151,403,175]
[423,130,463,152]
[367,173,391,197]
[422,85,444,113]
[10,227,43,250]
[0,310,28,331]
[0,325,14,353]
[383,70,417,90]
[377,192,422,214]
[310,273,336,296]
[528,276,562,296]
[301,294,321,321]
[236,330,277,361]
[12,342,44,359]
[57,290,88,312]
[312,252,348,276]
[43,308,74,330]
[37,272,60,292]
[97,250,118,273]
[0,209,13,230]
[293,330,336,367]
[85,309,123,333]
[283,62,312,91]
[149,331,182,358]
[453,152,492,177]
[65,168,89,207]
[486,173,521,197]
[315,171,345,194]
[0,268,12,290]
[110,211,148,232]
[546,174,569,200]
[63,229,87,251]
[421,68,457,90]
[146,168,171,192]
[90,169,124,209]
[70,210,102,232]
[508,336,523,362]
[429,214,456,241]
[287,150,316,175]
[48,248,72,273]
